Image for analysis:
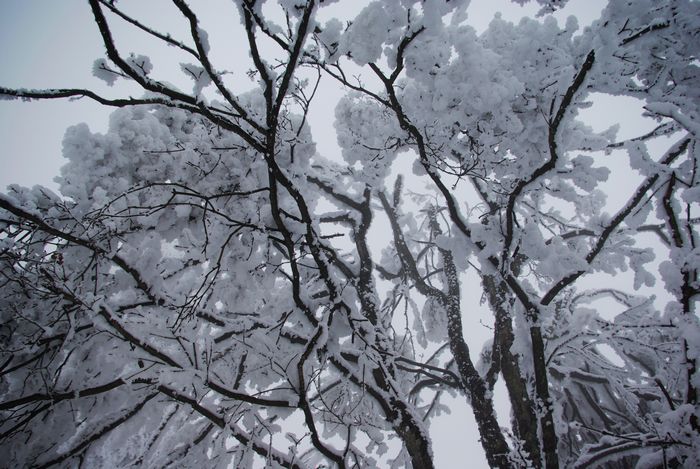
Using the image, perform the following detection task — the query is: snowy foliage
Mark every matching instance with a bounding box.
[1,0,699,467]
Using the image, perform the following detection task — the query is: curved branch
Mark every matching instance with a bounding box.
[171,0,266,135]
[501,50,595,268]
[542,136,690,305]
[97,0,200,58]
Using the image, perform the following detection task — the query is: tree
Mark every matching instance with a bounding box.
[1,0,698,467]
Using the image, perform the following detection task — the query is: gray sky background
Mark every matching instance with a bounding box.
[0,1,666,467]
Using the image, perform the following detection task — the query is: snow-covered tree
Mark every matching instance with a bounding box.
[1,0,698,467]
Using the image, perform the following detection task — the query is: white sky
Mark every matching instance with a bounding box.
[2,1,667,467]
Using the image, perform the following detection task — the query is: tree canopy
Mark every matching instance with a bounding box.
[1,0,699,467]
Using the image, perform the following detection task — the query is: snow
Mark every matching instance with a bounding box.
[93,58,120,86]
[2,0,699,467]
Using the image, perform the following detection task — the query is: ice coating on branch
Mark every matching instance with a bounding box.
[340,2,391,65]
[563,154,610,192]
[196,27,210,54]
[92,58,120,86]
[337,0,468,66]
[335,93,402,186]
[58,108,174,213]
[126,54,153,77]
[645,102,700,139]
[585,0,700,130]
[180,63,212,96]
[316,17,343,62]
